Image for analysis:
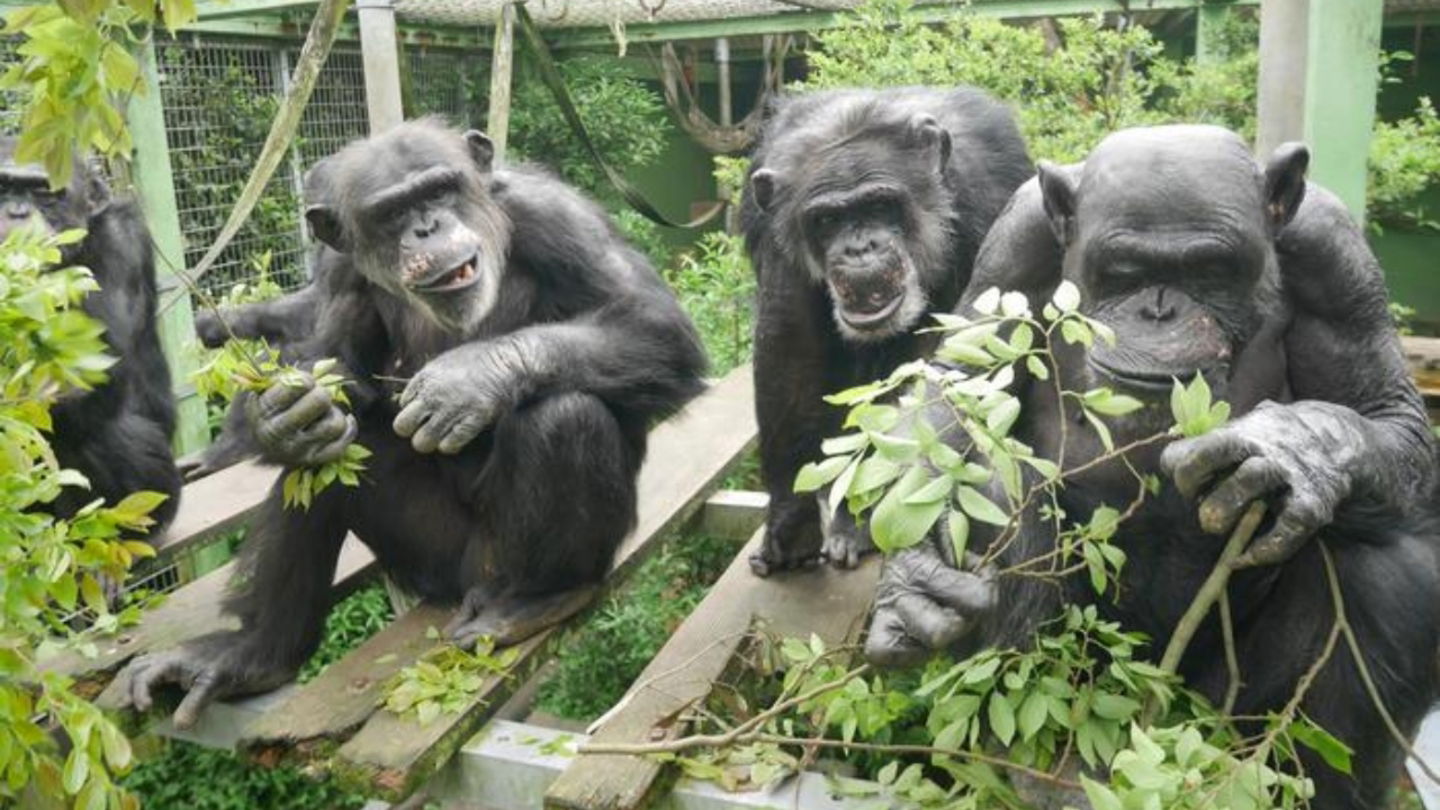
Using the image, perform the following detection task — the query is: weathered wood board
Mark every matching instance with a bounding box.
[152,459,275,557]
[1404,336,1440,403]
[543,528,882,810]
[233,365,757,798]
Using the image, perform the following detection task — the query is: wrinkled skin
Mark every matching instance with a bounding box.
[866,126,1439,810]
[124,120,705,728]
[744,87,1032,576]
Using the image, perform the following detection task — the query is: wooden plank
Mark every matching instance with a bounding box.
[697,490,768,542]
[276,365,757,798]
[543,528,882,810]
[1402,336,1440,399]
[42,537,374,694]
[152,460,276,558]
[486,1,516,163]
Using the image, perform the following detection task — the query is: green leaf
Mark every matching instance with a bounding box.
[1291,720,1354,774]
[1025,354,1050,381]
[1083,410,1115,452]
[903,474,952,505]
[870,467,946,553]
[851,457,902,494]
[987,693,1015,746]
[1081,775,1124,810]
[956,486,1009,527]
[1018,691,1049,741]
[871,432,921,462]
[946,508,970,565]
[1090,692,1140,721]
[794,456,849,493]
[985,396,1021,435]
[1052,280,1081,313]
[971,286,1001,315]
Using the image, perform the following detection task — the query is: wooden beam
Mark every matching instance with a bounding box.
[697,490,768,541]
[543,529,881,810]
[126,37,209,455]
[357,0,405,133]
[487,2,516,162]
[546,0,1258,50]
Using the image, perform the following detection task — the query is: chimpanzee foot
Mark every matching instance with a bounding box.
[445,585,599,648]
[127,635,295,729]
[749,522,824,578]
[819,492,876,570]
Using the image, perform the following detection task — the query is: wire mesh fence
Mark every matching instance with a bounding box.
[0,38,20,135]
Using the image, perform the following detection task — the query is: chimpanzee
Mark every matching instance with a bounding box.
[0,138,181,529]
[126,119,706,728]
[179,159,349,480]
[743,86,1032,576]
[864,125,1439,809]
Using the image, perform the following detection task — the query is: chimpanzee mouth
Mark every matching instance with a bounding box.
[838,294,903,330]
[1088,356,1214,393]
[410,253,481,293]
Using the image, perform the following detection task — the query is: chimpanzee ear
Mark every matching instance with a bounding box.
[81,162,112,218]
[464,130,495,174]
[750,168,779,212]
[908,113,952,173]
[1037,160,1079,246]
[1263,141,1308,233]
[305,204,348,252]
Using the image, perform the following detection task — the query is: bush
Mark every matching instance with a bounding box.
[120,741,364,810]
[665,232,754,375]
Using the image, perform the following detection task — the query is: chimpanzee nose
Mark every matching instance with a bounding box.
[3,200,31,220]
[1141,287,1176,322]
[843,235,881,258]
[413,213,438,239]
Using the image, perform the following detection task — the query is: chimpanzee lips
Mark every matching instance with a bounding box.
[1088,355,1224,393]
[839,294,903,329]
[409,253,481,293]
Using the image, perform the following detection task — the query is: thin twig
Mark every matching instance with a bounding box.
[1157,502,1266,675]
[1320,543,1440,786]
[585,630,751,734]
[1219,590,1241,716]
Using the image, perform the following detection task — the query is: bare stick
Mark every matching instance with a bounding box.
[1320,544,1440,786]
[1158,502,1266,675]
[1220,590,1241,716]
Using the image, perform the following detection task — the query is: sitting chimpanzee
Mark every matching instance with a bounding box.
[743,86,1032,576]
[865,125,1439,809]
[179,158,348,481]
[126,120,706,728]
[1,139,181,529]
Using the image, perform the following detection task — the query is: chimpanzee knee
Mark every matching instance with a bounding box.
[477,393,641,594]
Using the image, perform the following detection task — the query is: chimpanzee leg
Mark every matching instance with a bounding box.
[1222,530,1439,810]
[445,392,642,646]
[53,409,182,529]
[127,477,349,727]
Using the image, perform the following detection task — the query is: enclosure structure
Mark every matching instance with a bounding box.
[13,0,1440,807]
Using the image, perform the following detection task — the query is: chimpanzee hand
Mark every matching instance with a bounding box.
[245,373,357,467]
[865,542,996,667]
[1161,400,1360,568]
[193,310,228,349]
[819,491,877,570]
[394,341,527,455]
[126,633,297,730]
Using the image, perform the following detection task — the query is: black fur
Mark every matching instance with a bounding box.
[0,139,180,529]
[743,86,1031,574]
[125,120,705,720]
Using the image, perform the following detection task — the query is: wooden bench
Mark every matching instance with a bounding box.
[44,364,758,802]
[1403,336,1440,417]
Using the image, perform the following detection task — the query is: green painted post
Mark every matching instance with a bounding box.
[127,36,209,455]
[1195,2,1229,64]
[1301,0,1382,220]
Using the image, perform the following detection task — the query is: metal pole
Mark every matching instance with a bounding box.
[487,2,516,163]
[357,0,404,134]
[716,36,732,128]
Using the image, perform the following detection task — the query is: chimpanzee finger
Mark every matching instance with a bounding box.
[129,654,184,713]
[894,593,968,649]
[410,408,456,454]
[261,386,334,441]
[392,398,434,439]
[864,606,931,668]
[1234,497,1325,569]
[1196,456,1286,536]
[172,669,224,730]
[915,558,996,615]
[1160,433,1252,500]
[300,416,358,467]
[257,374,313,416]
[437,414,486,455]
[295,405,349,446]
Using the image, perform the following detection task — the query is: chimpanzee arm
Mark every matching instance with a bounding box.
[194,285,322,349]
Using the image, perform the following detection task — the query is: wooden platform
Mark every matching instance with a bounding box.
[47,365,758,802]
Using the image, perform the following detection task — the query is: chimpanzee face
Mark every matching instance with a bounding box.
[306,124,512,333]
[0,139,102,247]
[1039,126,1307,423]
[749,113,956,343]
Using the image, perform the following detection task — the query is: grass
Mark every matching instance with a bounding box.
[120,740,365,810]
[534,530,746,722]
[297,581,395,682]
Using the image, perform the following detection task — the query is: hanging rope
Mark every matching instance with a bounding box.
[653,33,791,155]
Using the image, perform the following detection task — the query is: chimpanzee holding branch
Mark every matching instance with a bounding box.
[127,119,706,728]
[0,139,181,529]
[744,87,1031,576]
[865,125,1439,809]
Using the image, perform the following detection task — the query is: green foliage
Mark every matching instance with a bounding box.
[807,0,1440,228]
[0,226,174,809]
[665,232,754,375]
[535,532,744,721]
[297,582,395,683]
[119,740,364,810]
[382,633,519,725]
[0,0,196,186]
